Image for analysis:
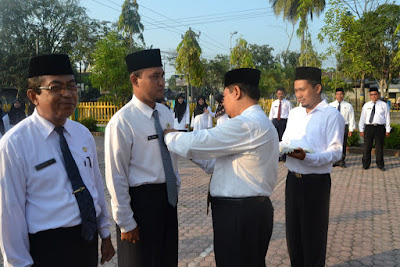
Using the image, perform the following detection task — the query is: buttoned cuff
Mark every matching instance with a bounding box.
[119,219,138,233]
[302,153,316,165]
[99,227,111,239]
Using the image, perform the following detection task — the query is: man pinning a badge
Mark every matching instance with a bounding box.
[164,68,279,267]
[359,87,391,171]
[329,88,356,168]
[105,49,180,267]
[280,67,344,267]
[0,54,115,266]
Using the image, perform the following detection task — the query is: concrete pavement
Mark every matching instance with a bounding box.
[2,135,400,266]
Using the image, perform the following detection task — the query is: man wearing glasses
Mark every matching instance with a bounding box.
[359,87,391,171]
[0,54,115,266]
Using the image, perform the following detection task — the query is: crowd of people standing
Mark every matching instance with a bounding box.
[0,49,392,267]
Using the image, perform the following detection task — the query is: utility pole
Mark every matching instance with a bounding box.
[229,31,238,69]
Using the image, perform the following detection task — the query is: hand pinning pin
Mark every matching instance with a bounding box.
[72,187,85,194]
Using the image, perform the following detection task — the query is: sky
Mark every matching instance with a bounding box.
[79,0,345,77]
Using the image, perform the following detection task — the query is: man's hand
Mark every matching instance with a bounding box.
[348,132,353,137]
[100,236,115,264]
[164,128,177,137]
[185,124,189,128]
[360,132,364,138]
[287,148,306,160]
[121,227,140,243]
[386,132,390,138]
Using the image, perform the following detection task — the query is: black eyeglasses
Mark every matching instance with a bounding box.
[38,84,78,94]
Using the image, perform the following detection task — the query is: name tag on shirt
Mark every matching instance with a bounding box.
[35,158,56,171]
[148,134,158,141]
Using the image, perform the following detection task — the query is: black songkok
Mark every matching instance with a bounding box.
[224,68,260,88]
[369,87,379,93]
[335,88,344,93]
[28,54,74,78]
[295,67,321,84]
[125,49,163,73]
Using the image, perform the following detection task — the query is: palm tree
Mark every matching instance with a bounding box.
[269,0,325,65]
[118,0,144,49]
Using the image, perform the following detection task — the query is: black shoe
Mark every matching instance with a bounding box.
[362,166,369,170]
[341,163,347,168]
[378,167,386,171]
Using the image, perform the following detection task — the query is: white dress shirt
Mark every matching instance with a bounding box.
[165,105,279,198]
[105,95,180,233]
[190,106,213,131]
[0,110,111,267]
[280,100,345,174]
[173,105,190,130]
[359,100,391,133]
[0,113,10,139]
[269,99,292,120]
[216,113,229,125]
[329,100,356,132]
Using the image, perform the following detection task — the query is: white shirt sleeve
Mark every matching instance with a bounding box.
[0,140,33,266]
[105,120,137,233]
[190,113,195,128]
[165,117,267,160]
[191,158,216,174]
[269,102,275,120]
[302,113,344,166]
[348,104,356,132]
[90,137,112,238]
[359,104,367,132]
[185,105,190,125]
[384,104,391,133]
[207,107,213,128]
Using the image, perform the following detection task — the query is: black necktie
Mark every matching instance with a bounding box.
[369,103,376,124]
[54,126,97,242]
[338,102,341,113]
[153,110,178,207]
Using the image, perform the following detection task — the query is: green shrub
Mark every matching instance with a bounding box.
[347,130,360,147]
[79,117,98,132]
[384,124,400,149]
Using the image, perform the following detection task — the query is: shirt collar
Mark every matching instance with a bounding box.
[132,95,161,120]
[302,99,329,114]
[31,109,73,139]
[241,104,262,115]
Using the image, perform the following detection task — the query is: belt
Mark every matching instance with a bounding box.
[129,183,166,193]
[290,171,304,178]
[288,171,330,179]
[210,196,268,205]
[366,124,384,127]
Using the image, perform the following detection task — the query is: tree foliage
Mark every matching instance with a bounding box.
[118,0,144,50]
[90,31,131,103]
[270,0,325,61]
[202,54,230,95]
[175,28,204,87]
[230,38,255,69]
[0,0,106,98]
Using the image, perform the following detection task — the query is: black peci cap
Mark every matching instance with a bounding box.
[224,68,260,88]
[295,67,321,84]
[28,54,74,78]
[125,49,163,73]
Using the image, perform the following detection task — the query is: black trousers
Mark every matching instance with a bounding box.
[211,196,274,267]
[117,183,178,267]
[285,172,331,267]
[29,225,98,267]
[362,125,385,169]
[272,118,287,142]
[335,124,349,165]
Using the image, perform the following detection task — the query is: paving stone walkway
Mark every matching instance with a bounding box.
[2,135,400,266]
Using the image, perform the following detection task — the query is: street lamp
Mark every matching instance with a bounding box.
[230,31,238,68]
